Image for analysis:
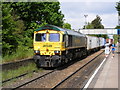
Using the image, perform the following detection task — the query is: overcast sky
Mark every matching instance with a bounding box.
[59,0,119,30]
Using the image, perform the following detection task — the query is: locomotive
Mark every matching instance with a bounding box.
[33,24,105,67]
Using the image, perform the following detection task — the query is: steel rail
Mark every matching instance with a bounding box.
[51,51,104,90]
[12,70,56,90]
[2,69,37,84]
[3,50,104,89]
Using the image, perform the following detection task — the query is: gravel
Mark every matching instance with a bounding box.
[21,50,104,88]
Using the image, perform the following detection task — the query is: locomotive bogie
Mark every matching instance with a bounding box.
[34,55,62,67]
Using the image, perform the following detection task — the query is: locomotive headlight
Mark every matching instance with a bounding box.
[34,50,40,54]
[38,47,40,50]
[54,51,60,55]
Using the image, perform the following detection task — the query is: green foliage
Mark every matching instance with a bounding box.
[3,46,33,63]
[91,15,104,29]
[83,15,104,29]
[2,3,24,56]
[113,35,119,44]
[116,2,120,15]
[115,25,120,29]
[2,2,64,61]
[10,2,64,29]
[2,63,37,82]
[62,23,71,29]
[115,2,120,43]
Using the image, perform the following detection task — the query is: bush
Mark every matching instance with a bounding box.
[2,46,34,63]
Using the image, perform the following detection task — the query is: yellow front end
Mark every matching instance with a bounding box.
[34,30,65,56]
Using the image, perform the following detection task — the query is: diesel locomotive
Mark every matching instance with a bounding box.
[33,24,87,67]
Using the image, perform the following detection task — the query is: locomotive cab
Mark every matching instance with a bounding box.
[34,30,65,56]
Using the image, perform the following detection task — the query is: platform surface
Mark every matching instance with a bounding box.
[88,43,119,89]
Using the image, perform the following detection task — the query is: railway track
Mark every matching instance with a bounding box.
[2,50,105,89]
[2,69,56,89]
[12,70,55,90]
[51,51,104,89]
[2,69,37,84]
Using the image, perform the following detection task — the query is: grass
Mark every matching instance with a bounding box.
[2,47,34,63]
[0,55,2,63]
[2,63,38,81]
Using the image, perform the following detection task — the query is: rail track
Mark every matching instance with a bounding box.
[51,51,104,89]
[12,70,56,90]
[2,50,105,89]
[2,69,37,84]
[2,69,57,89]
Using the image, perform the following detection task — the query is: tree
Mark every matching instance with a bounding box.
[116,1,120,15]
[91,15,104,29]
[115,2,120,43]
[2,3,25,56]
[116,2,120,28]
[2,2,64,56]
[115,26,120,29]
[10,2,64,30]
[10,2,64,47]
[83,16,104,29]
[62,23,71,29]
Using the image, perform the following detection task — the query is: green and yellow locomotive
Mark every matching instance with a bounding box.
[33,24,87,67]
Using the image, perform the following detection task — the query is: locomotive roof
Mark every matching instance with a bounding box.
[35,24,85,37]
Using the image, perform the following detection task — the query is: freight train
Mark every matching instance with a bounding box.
[33,24,105,68]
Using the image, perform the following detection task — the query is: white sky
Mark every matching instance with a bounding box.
[59,0,119,29]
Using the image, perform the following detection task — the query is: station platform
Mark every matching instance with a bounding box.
[86,44,119,89]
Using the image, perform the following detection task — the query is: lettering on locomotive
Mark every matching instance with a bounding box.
[43,45,52,47]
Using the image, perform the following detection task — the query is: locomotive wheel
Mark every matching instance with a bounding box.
[83,49,88,58]
[33,55,41,68]
[69,53,73,61]
[36,59,41,68]
[65,58,68,63]
[61,55,66,64]
[51,55,61,67]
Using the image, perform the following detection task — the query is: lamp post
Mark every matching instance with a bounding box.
[84,15,88,29]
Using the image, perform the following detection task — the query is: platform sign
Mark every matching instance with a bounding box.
[117,29,120,35]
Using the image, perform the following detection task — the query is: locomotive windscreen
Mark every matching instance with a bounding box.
[49,33,60,42]
[35,33,46,41]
